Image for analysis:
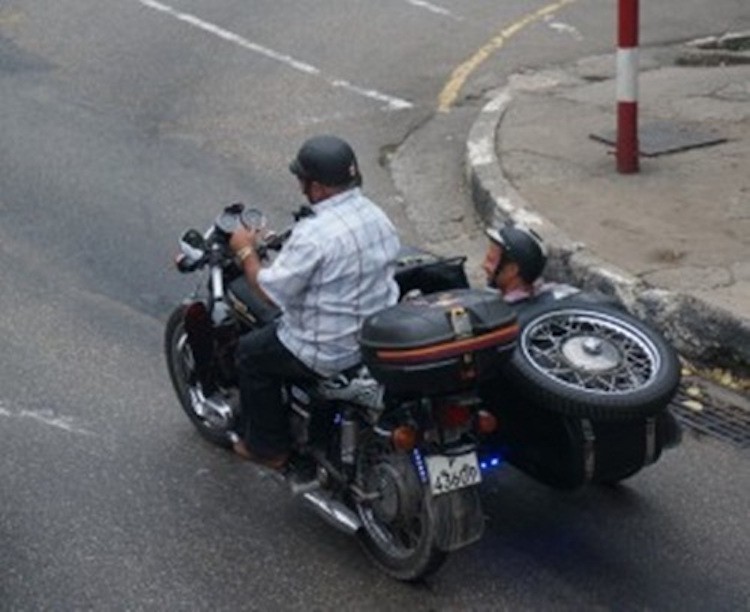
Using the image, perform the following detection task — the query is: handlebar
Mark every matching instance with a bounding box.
[175,202,294,273]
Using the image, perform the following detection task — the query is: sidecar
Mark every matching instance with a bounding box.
[482,289,682,488]
[394,247,682,489]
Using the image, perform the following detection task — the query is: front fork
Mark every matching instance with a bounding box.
[182,300,216,392]
[182,307,241,396]
[210,264,232,325]
[185,258,245,388]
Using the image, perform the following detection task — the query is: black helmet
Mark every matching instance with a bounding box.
[289,135,361,187]
[486,222,547,283]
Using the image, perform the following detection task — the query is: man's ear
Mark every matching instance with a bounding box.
[308,181,326,202]
[506,261,520,279]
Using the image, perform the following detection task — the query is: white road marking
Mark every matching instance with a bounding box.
[330,79,412,110]
[404,0,461,20]
[0,401,96,437]
[545,17,583,41]
[138,0,413,111]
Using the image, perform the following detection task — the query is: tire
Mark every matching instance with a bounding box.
[164,305,233,448]
[595,467,642,487]
[503,298,681,421]
[353,434,446,581]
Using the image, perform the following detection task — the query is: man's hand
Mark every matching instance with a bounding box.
[230,225,258,253]
[228,225,274,306]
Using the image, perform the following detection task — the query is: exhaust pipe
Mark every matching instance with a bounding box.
[302,491,361,535]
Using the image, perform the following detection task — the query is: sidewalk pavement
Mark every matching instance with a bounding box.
[467,39,750,370]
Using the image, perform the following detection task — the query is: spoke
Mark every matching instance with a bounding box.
[524,310,660,394]
[528,343,563,364]
[623,362,647,388]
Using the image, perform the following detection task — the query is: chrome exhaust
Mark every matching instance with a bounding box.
[302,491,361,535]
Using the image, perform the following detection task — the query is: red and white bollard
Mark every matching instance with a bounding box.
[617,0,639,173]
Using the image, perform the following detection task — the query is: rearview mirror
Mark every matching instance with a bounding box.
[179,229,207,264]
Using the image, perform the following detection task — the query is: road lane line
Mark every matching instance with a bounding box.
[138,0,413,111]
[404,0,461,20]
[19,409,97,436]
[438,0,579,112]
[0,401,96,436]
[546,17,584,41]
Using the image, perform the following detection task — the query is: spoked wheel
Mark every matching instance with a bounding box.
[354,434,446,582]
[505,299,681,420]
[164,305,235,448]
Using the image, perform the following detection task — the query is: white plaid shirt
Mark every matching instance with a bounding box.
[258,188,400,376]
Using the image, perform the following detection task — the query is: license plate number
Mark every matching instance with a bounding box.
[425,452,481,496]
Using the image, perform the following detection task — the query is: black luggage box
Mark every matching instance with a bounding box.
[360,289,519,396]
[486,394,680,488]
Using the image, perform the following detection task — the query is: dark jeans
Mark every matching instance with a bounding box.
[235,324,317,458]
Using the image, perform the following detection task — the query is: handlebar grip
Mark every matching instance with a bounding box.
[262,229,292,252]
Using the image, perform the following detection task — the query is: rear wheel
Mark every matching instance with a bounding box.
[164,305,235,448]
[353,434,446,581]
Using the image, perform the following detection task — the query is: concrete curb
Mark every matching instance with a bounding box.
[466,87,750,367]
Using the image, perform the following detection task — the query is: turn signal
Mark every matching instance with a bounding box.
[392,425,418,451]
[475,410,498,435]
[175,253,189,272]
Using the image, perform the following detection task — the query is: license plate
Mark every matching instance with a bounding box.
[425,452,482,496]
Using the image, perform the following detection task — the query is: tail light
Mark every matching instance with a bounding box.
[436,403,472,430]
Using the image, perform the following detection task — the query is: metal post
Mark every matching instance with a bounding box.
[617,0,639,173]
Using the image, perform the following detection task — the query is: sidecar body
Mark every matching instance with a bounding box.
[394,247,682,488]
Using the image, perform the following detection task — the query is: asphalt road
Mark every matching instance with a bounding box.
[1,1,749,610]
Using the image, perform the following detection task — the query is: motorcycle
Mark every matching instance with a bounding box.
[164,203,520,581]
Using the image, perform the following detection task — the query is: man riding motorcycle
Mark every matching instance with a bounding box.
[226,135,401,469]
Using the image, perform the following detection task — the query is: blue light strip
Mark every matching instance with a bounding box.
[411,449,429,484]
[479,454,504,472]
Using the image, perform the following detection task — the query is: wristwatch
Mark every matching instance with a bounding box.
[236,246,254,263]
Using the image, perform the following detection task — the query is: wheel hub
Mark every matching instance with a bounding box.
[368,463,407,524]
[187,387,235,429]
[364,452,422,525]
[561,335,621,372]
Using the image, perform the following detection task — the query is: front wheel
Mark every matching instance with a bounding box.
[164,305,234,448]
[353,434,446,581]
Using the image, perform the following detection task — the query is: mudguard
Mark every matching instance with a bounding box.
[428,486,485,552]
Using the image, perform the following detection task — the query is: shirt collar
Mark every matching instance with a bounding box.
[502,278,544,303]
[502,287,534,303]
[312,188,360,214]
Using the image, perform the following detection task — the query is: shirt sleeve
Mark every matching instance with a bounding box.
[257,234,322,307]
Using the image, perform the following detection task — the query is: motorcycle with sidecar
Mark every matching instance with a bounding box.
[164,203,681,582]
